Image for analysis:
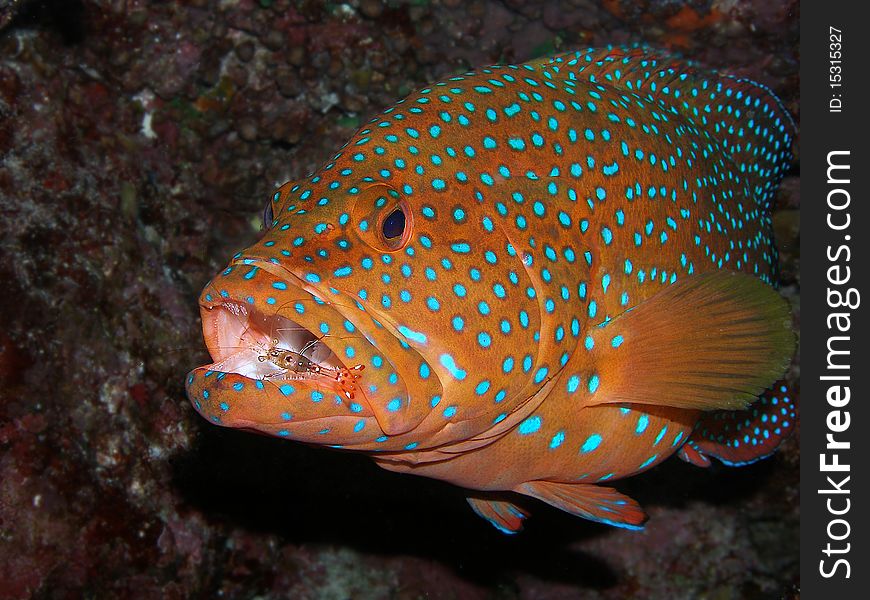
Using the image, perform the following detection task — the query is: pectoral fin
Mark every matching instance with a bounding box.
[587,271,794,411]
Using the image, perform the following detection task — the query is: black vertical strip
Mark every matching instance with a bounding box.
[801,1,870,596]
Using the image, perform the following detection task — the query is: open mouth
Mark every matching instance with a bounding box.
[200,300,364,398]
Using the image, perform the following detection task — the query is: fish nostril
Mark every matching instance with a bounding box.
[521,251,533,267]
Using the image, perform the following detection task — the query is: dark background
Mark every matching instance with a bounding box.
[0,1,799,598]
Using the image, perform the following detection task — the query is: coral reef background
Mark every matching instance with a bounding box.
[0,1,799,598]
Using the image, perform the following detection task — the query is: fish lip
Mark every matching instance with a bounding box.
[199,256,345,368]
[195,256,383,409]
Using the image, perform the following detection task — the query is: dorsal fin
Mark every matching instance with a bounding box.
[540,47,795,209]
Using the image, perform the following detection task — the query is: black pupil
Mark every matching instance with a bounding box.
[382,208,406,239]
[262,201,274,229]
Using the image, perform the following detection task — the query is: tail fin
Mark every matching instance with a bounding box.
[679,380,797,467]
[543,47,796,209]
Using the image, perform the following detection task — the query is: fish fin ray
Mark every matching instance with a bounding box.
[515,481,646,530]
[466,495,529,534]
[587,271,794,411]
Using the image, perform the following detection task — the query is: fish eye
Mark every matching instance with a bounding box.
[262,201,275,230]
[352,183,412,252]
[381,207,406,240]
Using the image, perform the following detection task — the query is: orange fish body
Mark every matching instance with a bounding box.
[187,47,796,532]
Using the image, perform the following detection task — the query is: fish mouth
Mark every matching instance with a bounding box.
[197,298,363,399]
[187,258,423,440]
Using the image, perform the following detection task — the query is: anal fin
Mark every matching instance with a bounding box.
[466,495,529,535]
[515,481,647,530]
[682,380,798,467]
[678,442,712,467]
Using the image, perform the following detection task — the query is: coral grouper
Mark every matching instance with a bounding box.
[186,47,797,533]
